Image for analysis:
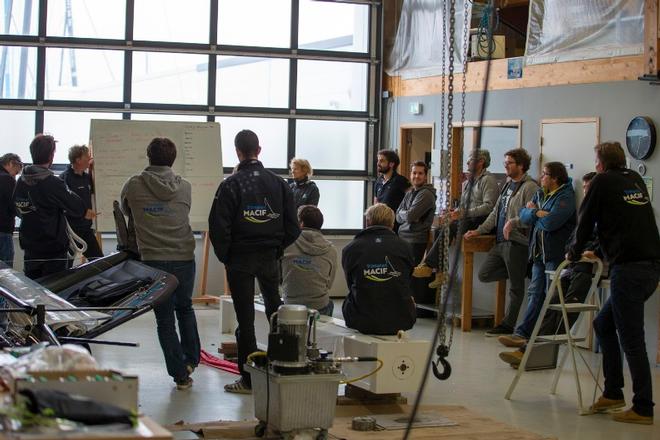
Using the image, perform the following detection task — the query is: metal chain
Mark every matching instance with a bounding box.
[447,0,471,352]
[438,0,456,349]
[439,0,447,156]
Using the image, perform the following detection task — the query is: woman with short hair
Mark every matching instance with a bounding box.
[289,158,319,208]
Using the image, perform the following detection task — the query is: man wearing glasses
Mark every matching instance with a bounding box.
[465,148,539,337]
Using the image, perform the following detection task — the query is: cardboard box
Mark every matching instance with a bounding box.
[12,370,138,412]
[471,34,506,59]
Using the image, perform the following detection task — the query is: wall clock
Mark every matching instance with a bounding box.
[625,116,656,160]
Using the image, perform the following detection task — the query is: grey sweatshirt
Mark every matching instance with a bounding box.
[476,173,539,245]
[281,228,338,310]
[396,183,437,244]
[461,170,499,219]
[120,166,195,261]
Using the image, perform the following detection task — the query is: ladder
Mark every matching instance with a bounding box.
[505,258,604,415]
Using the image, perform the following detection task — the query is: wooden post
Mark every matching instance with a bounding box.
[461,250,474,331]
[192,231,220,304]
[643,0,660,78]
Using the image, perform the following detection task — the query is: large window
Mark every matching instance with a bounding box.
[0,1,380,231]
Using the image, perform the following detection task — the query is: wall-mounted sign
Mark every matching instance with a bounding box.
[507,58,523,80]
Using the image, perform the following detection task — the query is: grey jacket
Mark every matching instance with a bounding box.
[281,228,338,310]
[121,166,195,261]
[396,184,437,244]
[461,170,499,219]
[476,174,539,246]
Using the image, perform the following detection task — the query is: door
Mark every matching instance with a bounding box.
[540,118,600,206]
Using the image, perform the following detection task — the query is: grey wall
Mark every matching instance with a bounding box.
[388,79,660,364]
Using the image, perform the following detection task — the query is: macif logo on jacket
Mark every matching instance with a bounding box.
[363,256,401,282]
[622,187,649,206]
[243,198,280,223]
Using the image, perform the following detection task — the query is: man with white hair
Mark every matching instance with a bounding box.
[342,203,416,335]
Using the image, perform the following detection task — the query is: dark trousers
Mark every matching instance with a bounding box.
[0,232,14,268]
[24,251,68,280]
[226,249,282,386]
[478,241,529,329]
[410,242,434,306]
[145,260,200,383]
[593,260,660,417]
[426,216,486,269]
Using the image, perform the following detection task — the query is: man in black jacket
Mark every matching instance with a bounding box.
[209,129,300,394]
[0,153,22,267]
[342,203,416,335]
[14,134,85,279]
[374,149,410,231]
[567,142,660,425]
[60,145,103,265]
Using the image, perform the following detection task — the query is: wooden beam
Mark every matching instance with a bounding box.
[643,0,660,77]
[384,56,644,97]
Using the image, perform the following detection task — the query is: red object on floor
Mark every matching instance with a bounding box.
[200,349,240,375]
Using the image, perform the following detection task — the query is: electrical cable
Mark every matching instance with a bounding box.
[402,1,497,438]
[339,359,383,384]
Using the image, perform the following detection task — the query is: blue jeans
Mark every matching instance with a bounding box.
[514,259,559,339]
[0,232,14,268]
[226,249,282,385]
[144,260,200,383]
[594,260,660,417]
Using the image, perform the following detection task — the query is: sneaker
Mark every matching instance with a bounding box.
[485,324,513,337]
[413,264,433,278]
[224,378,252,394]
[590,395,626,414]
[498,334,527,348]
[428,272,448,289]
[186,364,196,375]
[175,376,193,390]
[612,408,653,425]
[498,350,523,366]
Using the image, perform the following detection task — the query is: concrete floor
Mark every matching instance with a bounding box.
[92,304,660,440]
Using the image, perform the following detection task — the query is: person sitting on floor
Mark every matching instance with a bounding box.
[281,205,337,316]
[342,203,416,335]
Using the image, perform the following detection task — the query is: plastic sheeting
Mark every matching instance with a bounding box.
[386,0,472,79]
[525,0,644,65]
[0,268,109,336]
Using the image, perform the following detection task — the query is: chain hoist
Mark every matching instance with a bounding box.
[432,0,457,382]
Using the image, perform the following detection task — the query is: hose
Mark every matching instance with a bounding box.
[340,358,383,385]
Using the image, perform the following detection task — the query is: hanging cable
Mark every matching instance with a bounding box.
[403,1,497,438]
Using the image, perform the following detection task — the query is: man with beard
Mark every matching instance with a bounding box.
[374,149,410,231]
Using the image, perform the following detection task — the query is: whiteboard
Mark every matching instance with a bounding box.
[90,119,223,232]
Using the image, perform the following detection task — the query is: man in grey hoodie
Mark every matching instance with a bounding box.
[465,148,539,337]
[121,137,200,391]
[281,205,337,316]
[396,161,437,305]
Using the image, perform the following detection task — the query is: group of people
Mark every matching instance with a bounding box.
[1,131,658,425]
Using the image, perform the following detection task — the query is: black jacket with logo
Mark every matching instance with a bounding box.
[208,159,300,264]
[14,165,85,255]
[341,225,416,335]
[59,165,94,231]
[568,168,660,265]
[0,167,17,233]
[290,178,320,209]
